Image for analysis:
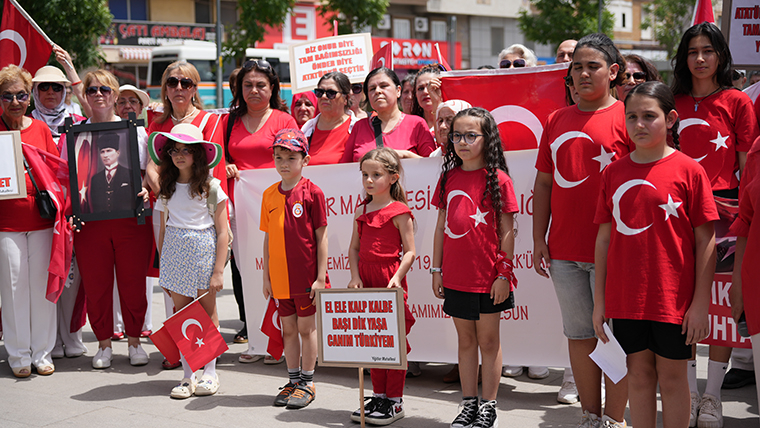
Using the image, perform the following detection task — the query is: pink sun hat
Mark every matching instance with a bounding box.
[148,123,222,168]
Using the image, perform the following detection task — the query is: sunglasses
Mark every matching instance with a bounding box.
[499,59,526,69]
[351,83,363,94]
[314,88,340,99]
[625,72,647,81]
[243,59,273,72]
[449,132,484,145]
[168,147,193,157]
[38,82,64,92]
[166,76,195,89]
[1,92,30,103]
[85,86,113,96]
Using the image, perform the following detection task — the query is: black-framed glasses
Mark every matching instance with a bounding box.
[85,86,113,96]
[625,72,647,81]
[499,59,526,69]
[166,76,195,89]
[168,147,193,157]
[351,83,363,94]
[314,88,339,99]
[1,92,30,103]
[243,59,273,72]
[117,98,141,107]
[38,82,64,92]
[449,132,484,144]
[563,75,573,87]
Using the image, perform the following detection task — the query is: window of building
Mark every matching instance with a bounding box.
[221,0,238,29]
[431,21,447,41]
[109,0,147,21]
[393,19,411,39]
[491,27,504,56]
[610,0,632,32]
[196,0,212,24]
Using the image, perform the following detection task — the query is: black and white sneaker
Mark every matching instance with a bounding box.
[451,397,479,428]
[365,398,405,425]
[351,396,385,422]
[471,400,498,428]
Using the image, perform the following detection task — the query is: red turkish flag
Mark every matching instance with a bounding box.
[692,0,715,25]
[149,325,181,365]
[435,43,452,71]
[21,143,71,303]
[0,0,53,75]
[260,298,284,360]
[163,298,228,371]
[371,42,393,71]
[440,64,568,151]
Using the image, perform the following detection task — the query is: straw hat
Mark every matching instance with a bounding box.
[32,66,70,83]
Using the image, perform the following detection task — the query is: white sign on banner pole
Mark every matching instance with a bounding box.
[288,33,373,94]
[0,131,26,200]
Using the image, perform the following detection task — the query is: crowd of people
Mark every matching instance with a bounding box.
[1,21,760,428]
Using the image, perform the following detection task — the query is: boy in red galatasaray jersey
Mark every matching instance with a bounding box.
[261,129,328,410]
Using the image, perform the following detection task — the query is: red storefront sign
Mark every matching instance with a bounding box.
[372,37,462,70]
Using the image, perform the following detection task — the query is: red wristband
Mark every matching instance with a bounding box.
[71,80,81,86]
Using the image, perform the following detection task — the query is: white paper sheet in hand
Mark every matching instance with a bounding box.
[589,323,628,384]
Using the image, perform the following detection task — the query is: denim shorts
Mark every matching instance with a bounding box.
[549,259,596,340]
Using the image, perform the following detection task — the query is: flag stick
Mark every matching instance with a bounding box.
[8,0,54,46]
[359,367,366,428]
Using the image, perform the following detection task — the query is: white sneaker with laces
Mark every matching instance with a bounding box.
[697,394,723,428]
[689,391,700,427]
[557,380,579,404]
[501,365,523,377]
[578,411,601,428]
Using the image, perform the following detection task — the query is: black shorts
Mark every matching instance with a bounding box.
[443,287,514,321]
[612,319,692,360]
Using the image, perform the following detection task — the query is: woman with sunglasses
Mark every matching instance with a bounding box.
[301,72,360,165]
[497,44,538,69]
[349,82,369,120]
[410,65,441,131]
[61,69,154,370]
[30,66,85,138]
[290,91,319,128]
[615,54,661,102]
[340,67,436,163]
[0,65,60,378]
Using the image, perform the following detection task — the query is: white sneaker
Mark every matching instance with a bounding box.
[697,394,723,428]
[578,411,601,428]
[92,347,113,369]
[527,366,549,379]
[557,380,579,404]
[128,345,149,366]
[501,365,523,377]
[689,392,700,427]
[600,415,627,427]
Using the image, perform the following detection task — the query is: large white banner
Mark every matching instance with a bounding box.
[726,0,760,67]
[234,150,570,367]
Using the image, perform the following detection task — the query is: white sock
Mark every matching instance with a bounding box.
[180,354,195,381]
[203,357,217,379]
[687,360,698,394]
[388,397,402,404]
[563,367,574,383]
[373,393,386,399]
[704,359,728,399]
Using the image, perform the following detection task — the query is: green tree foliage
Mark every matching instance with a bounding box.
[0,0,112,69]
[223,0,295,65]
[518,0,615,46]
[641,0,693,59]
[317,0,389,34]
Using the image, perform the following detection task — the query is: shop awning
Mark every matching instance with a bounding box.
[120,47,152,61]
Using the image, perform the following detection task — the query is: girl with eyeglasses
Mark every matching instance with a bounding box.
[671,22,760,428]
[533,33,633,428]
[615,54,661,102]
[0,65,60,378]
[301,72,360,165]
[340,67,436,163]
[290,91,319,129]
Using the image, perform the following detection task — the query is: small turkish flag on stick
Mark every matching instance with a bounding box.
[371,43,393,71]
[260,297,284,360]
[0,0,53,75]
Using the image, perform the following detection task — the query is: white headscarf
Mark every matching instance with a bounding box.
[31,84,68,137]
[436,99,472,120]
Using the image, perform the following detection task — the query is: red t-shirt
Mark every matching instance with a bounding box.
[260,178,327,299]
[0,119,59,232]
[308,119,350,165]
[340,113,436,163]
[675,89,758,191]
[432,167,519,293]
[147,111,228,194]
[595,151,718,324]
[535,101,634,263]
[225,109,298,170]
[730,176,760,335]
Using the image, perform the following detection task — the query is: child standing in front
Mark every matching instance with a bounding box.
[150,124,228,399]
[348,147,416,426]
[261,128,328,410]
[593,81,717,428]
[431,107,518,428]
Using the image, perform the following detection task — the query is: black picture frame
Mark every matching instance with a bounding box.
[63,113,149,224]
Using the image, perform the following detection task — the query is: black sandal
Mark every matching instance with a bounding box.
[233,326,248,344]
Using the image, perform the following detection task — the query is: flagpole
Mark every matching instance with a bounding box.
[8,0,54,46]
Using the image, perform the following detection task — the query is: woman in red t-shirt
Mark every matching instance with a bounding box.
[341,68,436,163]
[0,65,59,378]
[301,72,358,165]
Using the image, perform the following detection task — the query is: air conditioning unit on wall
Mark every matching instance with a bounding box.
[414,17,429,33]
[377,14,391,30]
